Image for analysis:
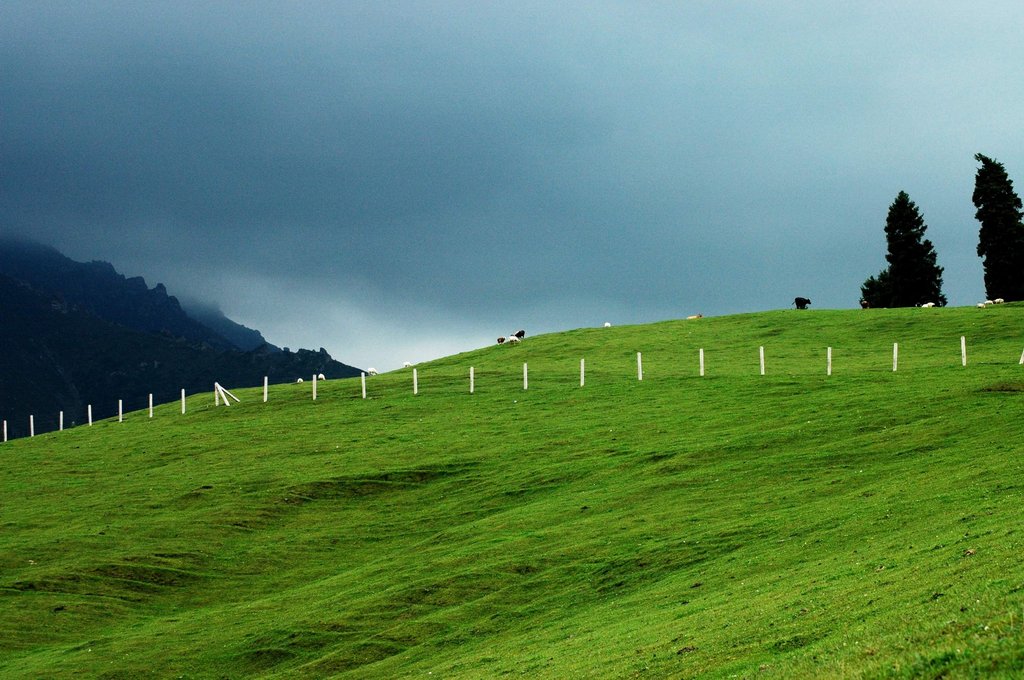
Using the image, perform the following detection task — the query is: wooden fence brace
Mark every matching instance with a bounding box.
[961,336,967,367]
[263,376,268,403]
[216,383,240,405]
[1020,348,1024,365]
[637,352,643,381]
[700,348,705,377]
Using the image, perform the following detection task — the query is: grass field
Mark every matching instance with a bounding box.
[2,305,1024,678]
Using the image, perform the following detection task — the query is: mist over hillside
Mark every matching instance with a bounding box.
[0,237,361,438]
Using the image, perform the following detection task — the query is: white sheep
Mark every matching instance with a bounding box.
[367,368,379,376]
[507,335,521,344]
[603,322,612,328]
[403,362,413,368]
[296,378,304,383]
[317,373,326,380]
[994,298,1005,304]
[977,303,987,308]
[920,302,936,308]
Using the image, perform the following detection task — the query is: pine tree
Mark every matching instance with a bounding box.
[860,191,946,308]
[972,153,1024,301]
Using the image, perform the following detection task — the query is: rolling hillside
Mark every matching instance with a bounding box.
[2,306,1024,678]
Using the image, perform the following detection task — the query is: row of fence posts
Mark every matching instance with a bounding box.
[4,387,190,442]
[6,336,1024,442]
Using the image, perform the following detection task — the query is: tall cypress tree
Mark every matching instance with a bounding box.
[860,191,946,307]
[972,153,1024,301]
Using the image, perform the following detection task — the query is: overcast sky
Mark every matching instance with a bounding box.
[3,2,1024,370]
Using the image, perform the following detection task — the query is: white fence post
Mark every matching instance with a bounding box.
[30,415,34,437]
[893,342,899,372]
[699,348,705,377]
[88,404,93,426]
[827,347,832,376]
[312,373,318,401]
[361,372,367,399]
[181,389,186,414]
[523,363,529,390]
[149,393,153,418]
[413,368,419,395]
[2,420,6,442]
[580,358,585,387]
[961,336,967,367]
[470,366,475,394]
[1019,348,1024,365]
[118,399,123,422]
[215,385,221,406]
[59,411,64,431]
[759,346,765,375]
[263,376,268,403]
[637,352,643,381]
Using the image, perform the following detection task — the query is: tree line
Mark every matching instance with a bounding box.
[860,153,1024,307]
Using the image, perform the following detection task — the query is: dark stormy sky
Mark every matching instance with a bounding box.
[3,2,1024,369]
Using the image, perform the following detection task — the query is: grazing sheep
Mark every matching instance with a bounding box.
[507,335,521,344]
[317,373,326,380]
[367,368,379,376]
[977,303,987,308]
[296,378,304,383]
[403,361,413,368]
[994,298,1005,304]
[604,322,612,327]
[686,314,703,320]
[794,297,811,310]
[920,302,936,308]
[984,299,994,306]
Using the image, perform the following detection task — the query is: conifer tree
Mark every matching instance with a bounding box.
[860,191,946,307]
[972,153,1024,301]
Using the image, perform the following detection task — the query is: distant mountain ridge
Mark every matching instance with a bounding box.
[0,237,361,438]
[0,238,241,350]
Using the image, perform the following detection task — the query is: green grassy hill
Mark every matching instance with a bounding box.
[2,305,1024,678]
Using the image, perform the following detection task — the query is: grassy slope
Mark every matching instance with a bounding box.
[2,305,1024,678]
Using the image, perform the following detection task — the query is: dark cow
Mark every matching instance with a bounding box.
[513,329,526,339]
[794,297,811,310]
[859,298,870,309]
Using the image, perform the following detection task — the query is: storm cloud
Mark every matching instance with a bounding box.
[4,2,1024,369]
